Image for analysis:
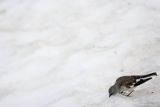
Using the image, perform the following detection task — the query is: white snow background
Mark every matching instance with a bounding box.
[0,0,160,107]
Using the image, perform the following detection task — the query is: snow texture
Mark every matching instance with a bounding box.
[0,0,160,107]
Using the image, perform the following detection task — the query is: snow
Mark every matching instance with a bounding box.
[0,0,160,107]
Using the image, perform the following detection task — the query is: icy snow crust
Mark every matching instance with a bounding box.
[0,0,160,107]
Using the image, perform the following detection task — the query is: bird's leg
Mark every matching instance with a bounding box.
[120,91,126,96]
[127,90,134,96]
[120,91,124,94]
[120,91,130,96]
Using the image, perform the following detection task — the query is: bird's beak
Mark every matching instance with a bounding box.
[109,94,112,98]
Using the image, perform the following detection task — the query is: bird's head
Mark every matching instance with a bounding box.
[108,85,117,97]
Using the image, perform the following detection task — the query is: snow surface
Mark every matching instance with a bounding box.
[0,0,160,107]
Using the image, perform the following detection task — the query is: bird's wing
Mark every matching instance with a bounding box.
[134,77,152,87]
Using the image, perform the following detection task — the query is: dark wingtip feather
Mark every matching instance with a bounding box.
[153,72,157,76]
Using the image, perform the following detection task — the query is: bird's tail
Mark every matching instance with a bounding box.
[134,72,157,79]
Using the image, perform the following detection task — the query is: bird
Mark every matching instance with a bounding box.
[108,72,157,97]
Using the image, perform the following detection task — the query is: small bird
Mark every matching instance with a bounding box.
[108,72,157,97]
